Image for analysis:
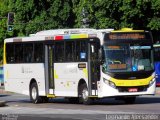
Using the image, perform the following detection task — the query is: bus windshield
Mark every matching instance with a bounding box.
[103,44,153,73]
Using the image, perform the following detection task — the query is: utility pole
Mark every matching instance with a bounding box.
[81,7,90,28]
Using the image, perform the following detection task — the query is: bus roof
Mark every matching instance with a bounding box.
[34,28,97,36]
[111,28,145,33]
[4,28,114,43]
[4,36,47,43]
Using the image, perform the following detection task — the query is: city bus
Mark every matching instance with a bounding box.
[3,28,155,104]
[153,43,160,86]
[100,28,155,104]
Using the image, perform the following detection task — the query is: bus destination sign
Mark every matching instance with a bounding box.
[109,33,145,40]
[104,32,151,42]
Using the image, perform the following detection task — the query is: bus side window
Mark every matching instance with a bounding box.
[15,44,23,63]
[34,43,44,63]
[154,47,160,62]
[80,41,87,61]
[24,43,33,63]
[55,42,64,62]
[75,41,87,62]
[75,41,80,61]
[6,43,15,63]
[65,41,75,62]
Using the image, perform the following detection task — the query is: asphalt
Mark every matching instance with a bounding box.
[0,101,6,107]
[0,85,160,107]
[0,86,6,107]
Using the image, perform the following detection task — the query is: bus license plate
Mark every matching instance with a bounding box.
[128,88,138,92]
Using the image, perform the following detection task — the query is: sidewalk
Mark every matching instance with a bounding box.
[156,87,160,95]
[0,86,6,107]
[0,86,5,94]
[0,100,6,107]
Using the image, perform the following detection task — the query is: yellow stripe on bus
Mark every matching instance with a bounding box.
[110,75,153,87]
[47,94,56,98]
[54,70,59,79]
[111,28,144,33]
[83,68,88,78]
[3,42,6,64]
[70,34,88,39]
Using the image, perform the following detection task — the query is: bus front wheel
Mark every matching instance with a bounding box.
[30,82,42,104]
[79,84,92,105]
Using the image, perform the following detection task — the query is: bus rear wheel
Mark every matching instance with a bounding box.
[30,82,42,104]
[79,84,92,105]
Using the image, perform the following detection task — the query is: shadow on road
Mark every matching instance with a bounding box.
[42,96,160,105]
[0,94,10,97]
[1,93,160,106]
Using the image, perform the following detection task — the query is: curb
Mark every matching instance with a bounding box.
[0,101,6,107]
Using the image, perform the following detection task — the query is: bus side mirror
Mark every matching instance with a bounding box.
[98,48,104,64]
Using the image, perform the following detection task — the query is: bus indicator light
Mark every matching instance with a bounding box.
[70,34,88,39]
[55,36,63,40]
[64,35,70,40]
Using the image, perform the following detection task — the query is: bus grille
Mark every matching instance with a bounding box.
[117,86,148,92]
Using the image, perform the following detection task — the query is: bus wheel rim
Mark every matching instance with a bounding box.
[82,89,88,101]
[32,87,37,100]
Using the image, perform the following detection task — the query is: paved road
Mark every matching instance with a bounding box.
[0,88,160,120]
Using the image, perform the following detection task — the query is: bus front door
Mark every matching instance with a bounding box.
[88,40,100,96]
[45,45,55,95]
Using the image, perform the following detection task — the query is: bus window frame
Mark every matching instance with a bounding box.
[5,41,45,64]
[53,39,89,63]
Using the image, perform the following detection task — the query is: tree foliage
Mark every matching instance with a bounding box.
[1,0,160,61]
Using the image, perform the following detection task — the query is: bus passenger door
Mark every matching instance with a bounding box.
[88,39,100,96]
[45,45,55,95]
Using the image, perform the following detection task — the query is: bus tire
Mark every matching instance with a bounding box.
[79,84,92,105]
[124,96,136,104]
[41,96,49,103]
[30,82,42,104]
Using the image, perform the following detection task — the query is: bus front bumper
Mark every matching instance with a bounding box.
[98,80,156,98]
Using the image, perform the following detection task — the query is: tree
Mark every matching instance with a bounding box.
[2,0,160,62]
[148,0,160,30]
[0,0,14,62]
[12,0,73,36]
[119,0,152,29]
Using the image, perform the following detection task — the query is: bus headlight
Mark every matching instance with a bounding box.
[151,72,155,78]
[103,78,116,88]
[149,78,155,87]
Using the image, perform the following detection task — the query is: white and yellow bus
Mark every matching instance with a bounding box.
[3,28,155,104]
